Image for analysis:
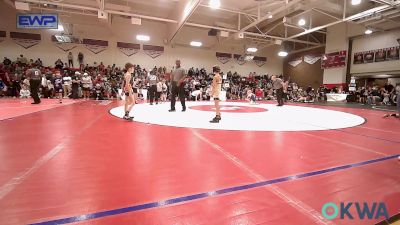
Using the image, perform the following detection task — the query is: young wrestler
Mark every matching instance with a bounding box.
[210,65,222,123]
[123,63,135,120]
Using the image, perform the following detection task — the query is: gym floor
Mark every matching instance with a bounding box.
[0,99,399,225]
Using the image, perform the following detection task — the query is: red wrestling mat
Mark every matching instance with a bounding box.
[0,98,81,121]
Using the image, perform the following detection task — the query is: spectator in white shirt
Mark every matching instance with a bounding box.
[81,73,92,99]
[20,85,30,98]
[63,73,72,98]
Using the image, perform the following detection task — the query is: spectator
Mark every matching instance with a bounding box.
[63,72,72,98]
[17,54,28,66]
[78,52,84,69]
[81,72,92,99]
[68,52,73,67]
[0,77,6,97]
[41,74,48,98]
[71,72,81,99]
[35,58,43,67]
[54,70,63,103]
[46,80,54,98]
[20,85,30,98]
[3,57,11,66]
[55,59,63,70]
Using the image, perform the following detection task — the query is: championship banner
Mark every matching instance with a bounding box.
[288,57,302,67]
[0,31,6,44]
[233,54,246,65]
[10,32,41,49]
[216,52,232,64]
[253,56,267,67]
[82,39,108,54]
[387,46,399,61]
[143,45,164,58]
[321,50,346,69]
[353,52,364,64]
[117,42,140,57]
[374,48,387,62]
[303,55,320,64]
[51,35,79,52]
[363,50,374,63]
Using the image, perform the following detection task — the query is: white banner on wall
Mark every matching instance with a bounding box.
[303,55,321,64]
[288,57,302,67]
[82,39,108,54]
[10,32,41,49]
[54,43,78,52]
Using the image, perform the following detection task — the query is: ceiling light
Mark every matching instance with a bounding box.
[190,41,202,47]
[268,13,273,19]
[136,35,150,41]
[351,0,361,5]
[298,18,306,26]
[364,29,372,34]
[209,0,220,9]
[246,47,258,53]
[278,50,288,57]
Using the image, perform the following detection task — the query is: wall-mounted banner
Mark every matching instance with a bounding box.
[10,32,41,49]
[363,50,375,63]
[117,42,140,57]
[233,54,246,65]
[143,45,164,58]
[303,54,321,64]
[51,35,79,52]
[253,56,267,67]
[321,50,346,69]
[374,49,387,62]
[288,57,303,67]
[353,52,364,64]
[387,46,399,61]
[0,31,6,44]
[17,14,58,29]
[215,52,232,64]
[82,39,108,54]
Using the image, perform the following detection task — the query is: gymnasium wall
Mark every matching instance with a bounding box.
[350,29,400,75]
[0,4,283,76]
[283,47,325,90]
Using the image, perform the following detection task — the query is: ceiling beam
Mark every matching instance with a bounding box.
[167,0,201,42]
[243,0,285,14]
[312,8,341,21]
[288,4,396,39]
[198,4,257,18]
[284,23,327,34]
[184,22,320,46]
[239,0,303,33]
[243,32,321,46]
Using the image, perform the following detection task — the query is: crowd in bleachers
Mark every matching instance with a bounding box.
[0,54,398,108]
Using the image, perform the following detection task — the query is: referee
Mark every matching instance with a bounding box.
[169,59,187,112]
[271,75,284,106]
[26,65,42,104]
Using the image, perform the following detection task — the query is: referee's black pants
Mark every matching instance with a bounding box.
[30,79,41,104]
[170,81,186,110]
[276,88,284,106]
